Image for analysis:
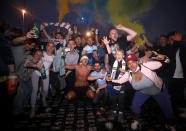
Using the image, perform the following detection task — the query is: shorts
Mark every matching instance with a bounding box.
[73,86,89,97]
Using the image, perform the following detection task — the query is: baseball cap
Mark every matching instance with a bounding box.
[125,54,137,63]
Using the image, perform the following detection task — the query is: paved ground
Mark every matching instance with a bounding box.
[11,93,186,131]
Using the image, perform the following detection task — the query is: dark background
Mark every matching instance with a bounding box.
[0,0,186,41]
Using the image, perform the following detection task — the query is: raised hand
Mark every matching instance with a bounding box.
[156,54,166,60]
[102,36,110,45]
[26,29,35,38]
[68,28,73,35]
[152,51,165,60]
[115,24,124,30]
[40,24,45,31]
[65,22,71,30]
[152,51,158,56]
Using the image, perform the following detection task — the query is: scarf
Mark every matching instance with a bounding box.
[40,22,71,30]
[111,59,126,80]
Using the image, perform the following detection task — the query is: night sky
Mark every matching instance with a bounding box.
[0,0,186,41]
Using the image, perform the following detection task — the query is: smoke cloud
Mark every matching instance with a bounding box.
[106,0,154,34]
[57,0,155,37]
[57,0,86,23]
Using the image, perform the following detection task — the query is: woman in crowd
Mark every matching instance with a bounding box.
[30,42,54,118]
[110,54,175,130]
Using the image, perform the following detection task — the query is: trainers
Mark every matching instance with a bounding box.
[108,111,117,120]
[131,120,139,130]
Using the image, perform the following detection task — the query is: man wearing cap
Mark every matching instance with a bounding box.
[110,54,175,130]
[64,55,94,100]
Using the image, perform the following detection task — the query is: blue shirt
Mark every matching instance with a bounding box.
[90,69,107,87]
[88,55,105,69]
[97,46,106,58]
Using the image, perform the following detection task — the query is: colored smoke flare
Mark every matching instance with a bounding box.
[106,0,155,45]
[57,0,87,23]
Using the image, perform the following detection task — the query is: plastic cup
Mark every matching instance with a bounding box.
[7,75,18,94]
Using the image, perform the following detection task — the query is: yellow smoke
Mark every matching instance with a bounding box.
[57,0,87,23]
[106,0,154,45]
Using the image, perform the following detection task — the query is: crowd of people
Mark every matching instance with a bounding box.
[0,19,186,130]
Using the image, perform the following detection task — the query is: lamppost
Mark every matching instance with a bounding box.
[22,9,26,34]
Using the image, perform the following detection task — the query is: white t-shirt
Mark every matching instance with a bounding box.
[173,49,184,78]
[35,52,54,76]
[83,45,97,54]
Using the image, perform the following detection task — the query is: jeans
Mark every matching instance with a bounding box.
[132,85,174,119]
[167,78,186,114]
[22,80,32,106]
[13,79,24,115]
[93,89,106,105]
[31,72,49,112]
[111,85,125,112]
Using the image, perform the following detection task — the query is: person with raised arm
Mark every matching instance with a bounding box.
[109,54,175,130]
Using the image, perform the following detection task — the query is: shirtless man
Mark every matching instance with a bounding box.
[64,55,94,100]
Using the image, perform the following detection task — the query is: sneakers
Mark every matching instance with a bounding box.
[131,120,139,130]
[108,110,125,122]
[108,110,117,120]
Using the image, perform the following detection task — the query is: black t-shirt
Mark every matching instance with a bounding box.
[106,35,127,67]
[0,34,15,76]
[154,44,170,56]
[117,35,128,51]
[75,46,83,61]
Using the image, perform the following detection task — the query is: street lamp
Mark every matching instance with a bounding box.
[21,9,26,33]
